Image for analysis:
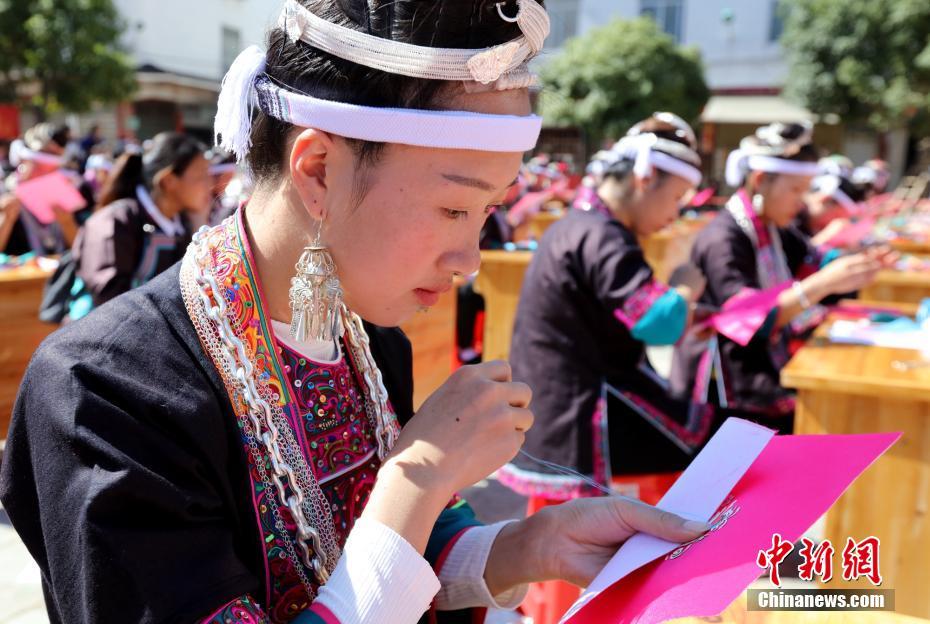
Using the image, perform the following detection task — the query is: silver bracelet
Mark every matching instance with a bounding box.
[793,281,811,310]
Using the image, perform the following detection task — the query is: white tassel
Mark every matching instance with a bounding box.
[725,149,750,187]
[214,45,267,163]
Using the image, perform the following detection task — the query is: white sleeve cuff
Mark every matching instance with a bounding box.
[435,520,529,611]
[314,517,441,624]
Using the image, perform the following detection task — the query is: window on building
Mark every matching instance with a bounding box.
[768,0,785,42]
[221,26,242,75]
[640,0,684,43]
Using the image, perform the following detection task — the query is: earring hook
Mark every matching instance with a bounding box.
[495,0,521,23]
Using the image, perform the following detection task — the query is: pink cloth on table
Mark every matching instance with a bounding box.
[15,171,86,225]
[823,217,876,249]
[563,425,899,624]
[507,190,554,227]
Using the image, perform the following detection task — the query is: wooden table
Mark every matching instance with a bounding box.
[670,590,930,624]
[473,250,533,363]
[640,216,711,283]
[399,287,457,410]
[0,263,56,438]
[781,306,930,618]
[860,269,930,304]
[889,238,930,257]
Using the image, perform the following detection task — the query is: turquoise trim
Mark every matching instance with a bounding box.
[820,247,842,268]
[630,290,688,345]
[424,502,482,568]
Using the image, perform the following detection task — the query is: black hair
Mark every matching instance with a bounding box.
[247,0,543,184]
[98,132,205,208]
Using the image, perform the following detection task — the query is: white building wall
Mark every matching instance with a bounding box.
[112,0,280,81]
[576,0,787,91]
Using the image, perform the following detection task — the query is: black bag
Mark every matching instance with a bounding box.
[38,250,78,324]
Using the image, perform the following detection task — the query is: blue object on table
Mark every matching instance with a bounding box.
[917,298,930,325]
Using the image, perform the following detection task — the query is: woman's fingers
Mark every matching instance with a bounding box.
[612,498,710,544]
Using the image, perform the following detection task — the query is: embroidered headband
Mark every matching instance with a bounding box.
[215,1,548,162]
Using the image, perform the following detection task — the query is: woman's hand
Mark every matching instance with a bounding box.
[384,360,532,497]
[669,262,706,304]
[813,247,893,296]
[364,361,531,554]
[485,496,709,593]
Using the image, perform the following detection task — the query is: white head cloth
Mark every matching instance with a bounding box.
[215,0,549,162]
[9,140,62,168]
[810,174,858,212]
[725,121,821,187]
[612,134,703,187]
[605,113,703,187]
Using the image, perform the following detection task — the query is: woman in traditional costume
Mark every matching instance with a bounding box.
[499,114,713,624]
[670,123,893,431]
[71,132,212,313]
[0,2,707,623]
[2,123,92,255]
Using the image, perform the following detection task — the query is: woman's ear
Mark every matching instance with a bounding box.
[289,128,335,221]
[152,168,177,196]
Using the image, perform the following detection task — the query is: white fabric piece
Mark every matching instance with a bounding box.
[435,521,529,611]
[9,140,61,168]
[271,318,342,364]
[85,154,112,171]
[278,0,548,85]
[256,75,543,152]
[613,134,702,187]
[811,174,858,213]
[725,151,821,187]
[135,185,184,236]
[314,517,441,624]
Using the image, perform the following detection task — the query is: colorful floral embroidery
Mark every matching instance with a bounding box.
[188,214,388,622]
[202,595,268,623]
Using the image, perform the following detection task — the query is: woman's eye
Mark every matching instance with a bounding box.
[444,208,469,221]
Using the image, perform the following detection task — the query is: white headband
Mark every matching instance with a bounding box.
[215,1,548,162]
[811,174,858,213]
[725,151,821,187]
[10,140,62,168]
[613,134,703,187]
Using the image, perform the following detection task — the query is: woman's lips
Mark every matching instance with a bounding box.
[413,286,450,307]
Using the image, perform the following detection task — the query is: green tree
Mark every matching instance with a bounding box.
[538,17,709,147]
[781,0,930,133]
[0,0,136,115]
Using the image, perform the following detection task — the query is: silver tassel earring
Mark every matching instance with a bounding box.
[289,219,343,343]
[752,193,765,216]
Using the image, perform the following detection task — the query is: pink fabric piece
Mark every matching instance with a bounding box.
[823,217,876,249]
[15,171,86,225]
[307,603,342,624]
[564,430,900,624]
[507,190,554,227]
[706,282,792,347]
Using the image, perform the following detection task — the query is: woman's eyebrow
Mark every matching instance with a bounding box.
[441,173,518,192]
